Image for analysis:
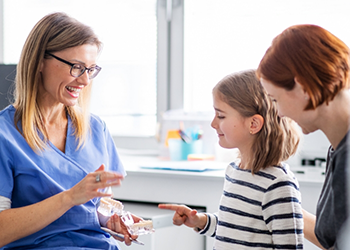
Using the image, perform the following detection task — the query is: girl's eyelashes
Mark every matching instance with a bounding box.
[214,109,225,119]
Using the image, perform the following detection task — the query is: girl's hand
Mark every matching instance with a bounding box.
[158,204,207,229]
[64,164,123,206]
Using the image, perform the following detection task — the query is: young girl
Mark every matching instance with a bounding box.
[159,70,303,249]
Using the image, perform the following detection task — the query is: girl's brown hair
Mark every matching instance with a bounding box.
[213,70,300,173]
[14,12,102,152]
[257,24,350,110]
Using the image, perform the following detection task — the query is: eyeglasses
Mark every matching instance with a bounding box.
[45,52,102,79]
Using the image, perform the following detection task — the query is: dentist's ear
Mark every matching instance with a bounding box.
[294,77,310,100]
[249,114,264,135]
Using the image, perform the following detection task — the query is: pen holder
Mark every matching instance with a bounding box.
[168,139,203,161]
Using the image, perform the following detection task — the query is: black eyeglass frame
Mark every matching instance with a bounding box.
[45,52,101,79]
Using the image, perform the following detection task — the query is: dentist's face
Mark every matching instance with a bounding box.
[40,44,99,107]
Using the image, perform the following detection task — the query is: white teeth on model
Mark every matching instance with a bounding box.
[66,86,81,93]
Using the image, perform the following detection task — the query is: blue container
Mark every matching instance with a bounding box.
[168,139,203,161]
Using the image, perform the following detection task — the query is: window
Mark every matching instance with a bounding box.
[183,0,350,112]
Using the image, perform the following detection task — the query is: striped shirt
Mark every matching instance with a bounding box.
[199,161,303,250]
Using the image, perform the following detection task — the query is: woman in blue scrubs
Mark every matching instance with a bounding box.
[0,12,137,249]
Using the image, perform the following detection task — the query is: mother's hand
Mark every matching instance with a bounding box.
[65,164,123,206]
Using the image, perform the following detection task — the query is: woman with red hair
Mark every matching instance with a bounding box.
[257,24,350,250]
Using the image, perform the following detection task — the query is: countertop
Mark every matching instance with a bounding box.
[119,154,325,184]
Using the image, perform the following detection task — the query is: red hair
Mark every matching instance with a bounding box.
[257,24,350,110]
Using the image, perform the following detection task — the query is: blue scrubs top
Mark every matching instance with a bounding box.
[0,105,126,250]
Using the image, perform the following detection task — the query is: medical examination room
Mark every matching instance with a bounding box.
[0,0,350,249]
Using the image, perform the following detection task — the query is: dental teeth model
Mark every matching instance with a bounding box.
[121,211,155,236]
[98,198,155,236]
[98,197,124,216]
[128,220,155,235]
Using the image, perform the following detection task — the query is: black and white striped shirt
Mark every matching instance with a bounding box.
[199,161,303,250]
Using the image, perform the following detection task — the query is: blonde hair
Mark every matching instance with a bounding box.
[14,12,102,152]
[213,70,300,173]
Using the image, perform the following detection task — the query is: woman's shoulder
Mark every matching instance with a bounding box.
[88,113,107,130]
[0,105,15,118]
[0,105,21,148]
[332,130,350,160]
[0,105,16,129]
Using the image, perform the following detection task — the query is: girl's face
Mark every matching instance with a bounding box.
[39,44,99,108]
[260,78,318,134]
[211,92,251,149]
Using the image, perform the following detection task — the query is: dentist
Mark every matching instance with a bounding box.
[0,12,137,249]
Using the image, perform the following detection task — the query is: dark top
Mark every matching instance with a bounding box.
[315,130,349,249]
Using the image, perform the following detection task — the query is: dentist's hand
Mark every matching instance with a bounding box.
[65,164,123,206]
[106,213,142,246]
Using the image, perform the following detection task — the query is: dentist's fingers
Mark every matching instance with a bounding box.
[65,165,123,206]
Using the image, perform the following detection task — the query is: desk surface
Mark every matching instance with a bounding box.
[122,155,226,179]
[120,154,325,184]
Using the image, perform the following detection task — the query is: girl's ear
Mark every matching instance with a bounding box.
[249,114,264,135]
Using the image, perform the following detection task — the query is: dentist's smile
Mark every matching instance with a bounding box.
[65,86,82,98]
